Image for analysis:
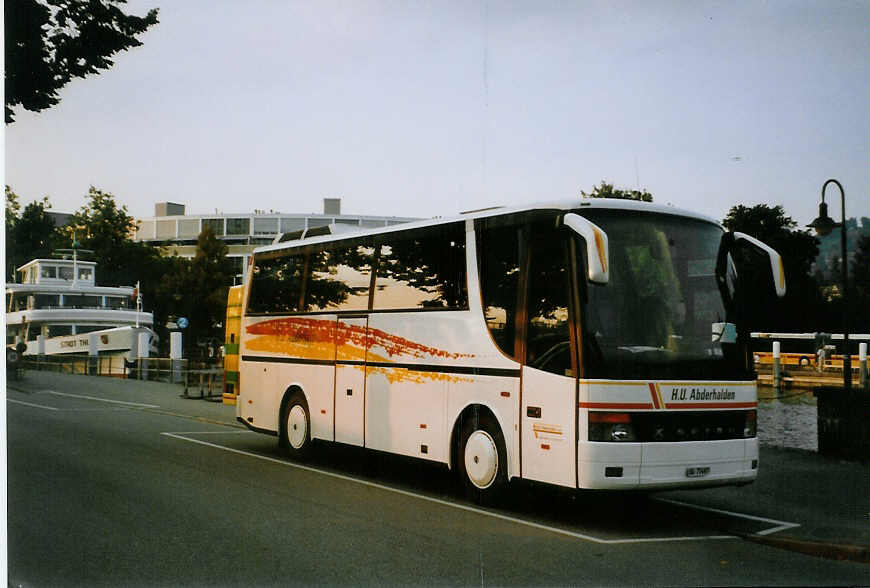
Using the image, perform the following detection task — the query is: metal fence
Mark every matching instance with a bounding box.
[18,355,225,399]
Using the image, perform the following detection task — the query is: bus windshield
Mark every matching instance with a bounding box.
[577,209,749,380]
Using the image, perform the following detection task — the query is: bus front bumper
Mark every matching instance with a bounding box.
[578,438,759,490]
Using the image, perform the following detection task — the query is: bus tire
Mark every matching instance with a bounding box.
[457,411,507,504]
[280,392,311,459]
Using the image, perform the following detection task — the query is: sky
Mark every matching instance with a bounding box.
[5,1,870,226]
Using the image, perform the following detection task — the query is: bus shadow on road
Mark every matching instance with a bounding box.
[204,431,781,543]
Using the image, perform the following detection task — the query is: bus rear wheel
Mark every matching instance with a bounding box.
[281,393,311,459]
[458,413,507,504]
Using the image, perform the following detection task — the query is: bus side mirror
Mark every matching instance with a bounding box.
[562,213,609,284]
[732,232,787,298]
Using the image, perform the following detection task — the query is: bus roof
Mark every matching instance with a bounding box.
[252,198,722,256]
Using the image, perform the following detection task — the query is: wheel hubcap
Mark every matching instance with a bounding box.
[464,430,498,489]
[287,405,307,449]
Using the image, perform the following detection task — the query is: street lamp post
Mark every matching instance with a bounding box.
[808,179,851,391]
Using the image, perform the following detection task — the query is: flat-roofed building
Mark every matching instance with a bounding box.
[133,198,418,283]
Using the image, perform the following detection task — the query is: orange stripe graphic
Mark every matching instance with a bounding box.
[245,317,476,385]
[648,383,661,409]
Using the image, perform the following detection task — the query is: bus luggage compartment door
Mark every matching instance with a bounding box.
[335,316,367,446]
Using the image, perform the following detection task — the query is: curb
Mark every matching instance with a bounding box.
[739,532,870,564]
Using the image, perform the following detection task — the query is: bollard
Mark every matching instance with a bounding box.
[170,331,183,384]
[138,331,151,381]
[861,343,868,390]
[772,341,781,392]
[88,333,99,375]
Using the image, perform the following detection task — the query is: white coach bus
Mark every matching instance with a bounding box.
[236,198,785,499]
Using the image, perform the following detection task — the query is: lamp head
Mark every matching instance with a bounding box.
[808,201,837,236]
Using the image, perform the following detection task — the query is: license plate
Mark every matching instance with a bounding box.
[686,466,711,478]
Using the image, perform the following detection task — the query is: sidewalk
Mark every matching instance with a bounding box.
[8,369,870,563]
[6,368,240,428]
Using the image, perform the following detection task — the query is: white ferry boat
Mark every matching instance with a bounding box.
[6,258,155,355]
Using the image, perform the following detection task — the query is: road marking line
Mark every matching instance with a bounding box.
[164,430,253,435]
[161,431,738,545]
[7,398,60,411]
[41,389,159,408]
[655,498,800,536]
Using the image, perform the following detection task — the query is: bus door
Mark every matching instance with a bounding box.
[334,315,368,446]
[520,231,578,488]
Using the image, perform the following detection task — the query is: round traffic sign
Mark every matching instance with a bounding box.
[177,317,189,329]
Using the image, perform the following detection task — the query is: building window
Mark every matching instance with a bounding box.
[202,218,224,236]
[226,218,250,236]
[280,218,305,232]
[253,218,279,235]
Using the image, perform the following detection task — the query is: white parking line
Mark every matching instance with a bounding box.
[161,431,747,545]
[655,498,801,536]
[41,389,159,408]
[8,398,60,411]
[165,430,254,435]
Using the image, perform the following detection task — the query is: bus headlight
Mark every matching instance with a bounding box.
[743,410,757,438]
[589,412,636,442]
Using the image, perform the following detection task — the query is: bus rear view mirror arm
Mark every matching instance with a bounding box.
[562,213,609,284]
[732,231,787,298]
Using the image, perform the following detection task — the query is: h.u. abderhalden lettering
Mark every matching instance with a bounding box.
[670,387,736,401]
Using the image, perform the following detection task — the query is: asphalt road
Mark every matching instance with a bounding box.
[6,376,870,586]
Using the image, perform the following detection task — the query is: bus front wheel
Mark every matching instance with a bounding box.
[458,412,507,504]
[281,393,311,459]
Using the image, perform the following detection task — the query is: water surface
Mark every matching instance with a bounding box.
[757,385,817,451]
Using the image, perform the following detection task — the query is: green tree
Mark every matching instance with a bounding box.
[852,235,870,332]
[68,186,141,285]
[5,186,22,279]
[159,228,233,357]
[581,181,653,202]
[68,186,172,344]
[5,187,63,280]
[5,0,159,123]
[722,204,825,332]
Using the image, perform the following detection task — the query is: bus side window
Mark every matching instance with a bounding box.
[306,241,375,312]
[373,222,468,311]
[247,252,305,314]
[477,223,521,360]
